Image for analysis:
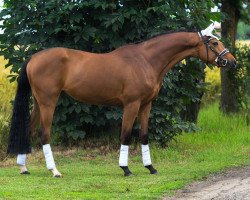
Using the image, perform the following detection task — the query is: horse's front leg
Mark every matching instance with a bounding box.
[119,101,141,176]
[138,102,158,174]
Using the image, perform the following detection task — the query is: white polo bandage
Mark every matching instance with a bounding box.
[17,154,26,166]
[20,165,28,173]
[142,144,152,166]
[119,145,129,166]
[43,144,56,170]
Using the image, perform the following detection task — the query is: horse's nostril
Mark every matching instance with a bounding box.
[232,60,237,68]
[233,60,237,66]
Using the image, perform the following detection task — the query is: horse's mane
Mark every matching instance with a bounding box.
[115,29,200,50]
[134,28,199,44]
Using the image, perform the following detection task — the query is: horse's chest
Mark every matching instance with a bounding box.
[151,85,161,98]
[142,83,161,102]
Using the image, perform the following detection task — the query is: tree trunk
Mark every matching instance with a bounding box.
[181,100,202,123]
[220,0,240,113]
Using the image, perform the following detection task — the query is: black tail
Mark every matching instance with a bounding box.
[7,59,32,154]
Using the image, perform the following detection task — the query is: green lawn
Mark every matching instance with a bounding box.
[0,103,249,199]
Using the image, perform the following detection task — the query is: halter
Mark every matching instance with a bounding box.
[198,31,229,66]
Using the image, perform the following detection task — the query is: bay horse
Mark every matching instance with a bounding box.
[8,25,236,177]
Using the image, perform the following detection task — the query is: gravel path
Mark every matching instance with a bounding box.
[163,166,250,200]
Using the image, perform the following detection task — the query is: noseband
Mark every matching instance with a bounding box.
[198,32,229,66]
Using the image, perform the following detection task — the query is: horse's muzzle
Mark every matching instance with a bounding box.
[228,59,237,69]
[218,59,237,69]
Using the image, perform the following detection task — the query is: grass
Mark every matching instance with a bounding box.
[0,102,249,199]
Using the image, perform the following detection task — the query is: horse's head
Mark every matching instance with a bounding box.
[197,23,237,69]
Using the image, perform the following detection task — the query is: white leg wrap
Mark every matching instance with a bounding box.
[20,165,28,173]
[17,154,26,166]
[119,145,129,166]
[43,144,56,170]
[52,168,60,175]
[142,144,152,166]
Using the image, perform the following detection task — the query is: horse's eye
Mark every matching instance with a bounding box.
[212,42,218,46]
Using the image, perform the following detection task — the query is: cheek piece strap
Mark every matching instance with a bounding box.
[198,31,230,66]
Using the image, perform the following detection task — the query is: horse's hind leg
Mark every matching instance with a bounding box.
[30,96,40,138]
[35,92,62,177]
[119,101,140,176]
[17,97,40,175]
[17,154,30,174]
[138,102,157,174]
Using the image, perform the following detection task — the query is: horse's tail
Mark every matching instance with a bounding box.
[7,59,32,154]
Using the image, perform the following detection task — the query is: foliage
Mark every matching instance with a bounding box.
[237,21,250,40]
[0,114,10,160]
[0,103,250,199]
[233,44,250,109]
[0,57,16,113]
[237,0,250,24]
[0,0,218,145]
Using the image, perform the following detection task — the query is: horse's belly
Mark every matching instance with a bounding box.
[67,92,122,105]
[64,79,123,106]
[66,90,123,106]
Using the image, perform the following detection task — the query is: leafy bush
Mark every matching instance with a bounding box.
[0,0,218,145]
[234,44,250,110]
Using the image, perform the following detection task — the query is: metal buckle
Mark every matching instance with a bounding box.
[222,59,228,66]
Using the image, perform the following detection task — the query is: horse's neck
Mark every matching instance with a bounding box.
[141,32,200,80]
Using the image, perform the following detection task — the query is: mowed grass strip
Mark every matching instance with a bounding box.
[0,102,249,199]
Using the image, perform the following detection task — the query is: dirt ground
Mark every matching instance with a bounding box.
[163,166,250,200]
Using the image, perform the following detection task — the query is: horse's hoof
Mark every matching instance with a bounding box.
[145,165,158,174]
[124,172,133,176]
[150,169,158,174]
[53,174,63,178]
[20,171,30,175]
[120,166,133,177]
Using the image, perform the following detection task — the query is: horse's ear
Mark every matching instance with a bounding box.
[201,22,219,40]
[201,23,215,36]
